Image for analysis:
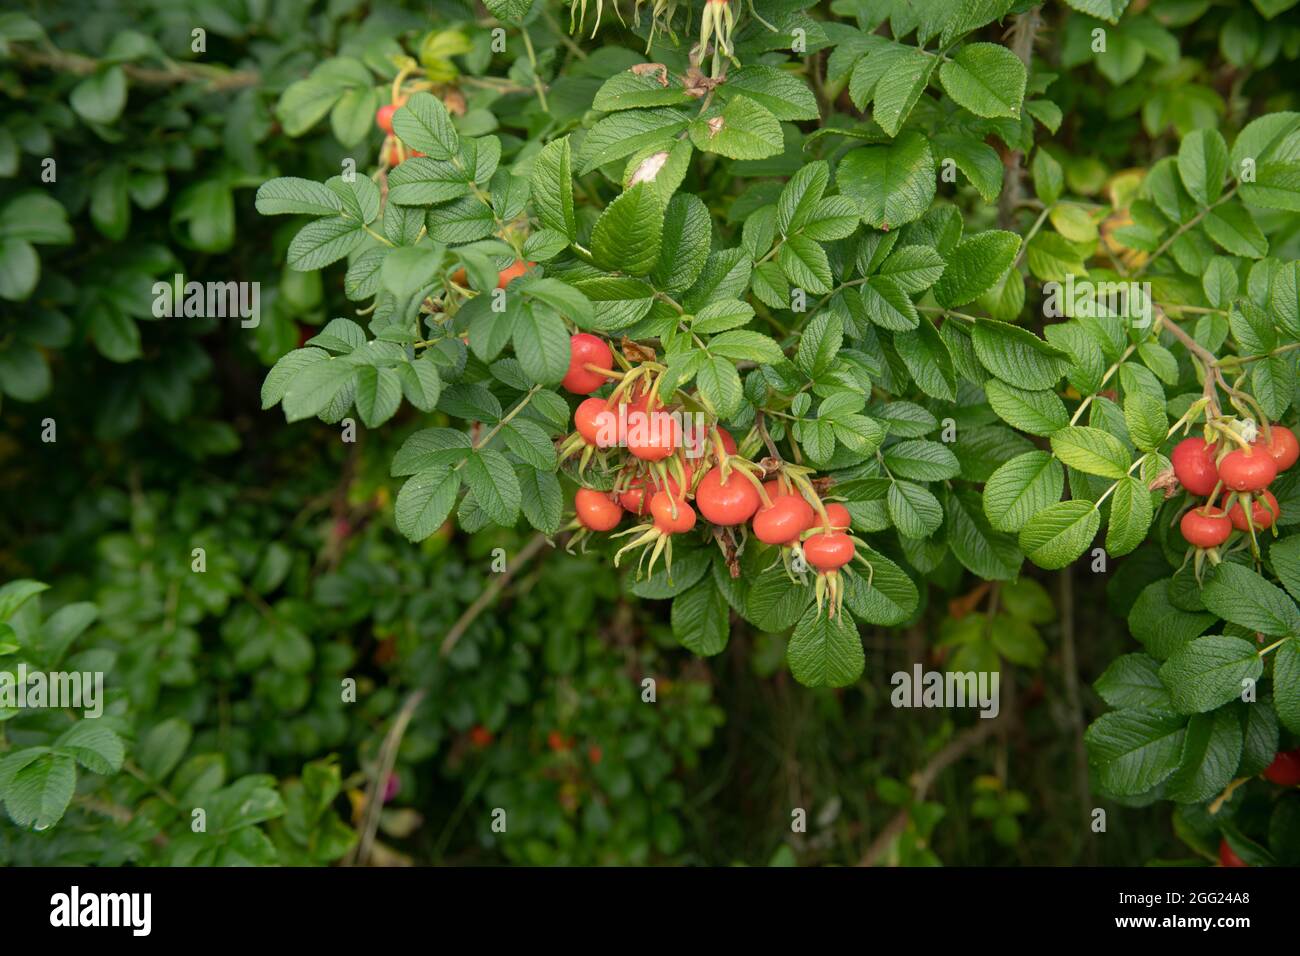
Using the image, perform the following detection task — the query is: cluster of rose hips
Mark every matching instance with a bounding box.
[1173,422,1297,560]
[1217,745,1300,866]
[558,332,867,617]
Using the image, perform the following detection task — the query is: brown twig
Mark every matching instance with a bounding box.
[439,533,550,658]
[12,44,259,92]
[858,714,1006,866]
[347,689,426,867]
[997,5,1043,228]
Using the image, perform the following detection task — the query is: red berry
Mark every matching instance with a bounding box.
[649,492,696,534]
[588,745,603,764]
[1228,489,1280,532]
[575,488,623,531]
[1171,437,1219,496]
[822,502,851,532]
[1263,748,1300,787]
[804,532,855,571]
[752,494,814,545]
[496,260,533,288]
[695,468,761,525]
[716,429,737,455]
[561,334,614,394]
[574,397,618,447]
[626,409,679,461]
[469,725,493,748]
[1219,447,1277,492]
[1180,506,1231,548]
[1218,838,1248,867]
[376,104,397,134]
[547,730,569,752]
[1261,425,1299,472]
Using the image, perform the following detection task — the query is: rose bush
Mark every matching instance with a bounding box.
[2,0,1300,866]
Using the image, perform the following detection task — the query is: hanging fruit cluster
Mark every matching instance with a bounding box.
[556,332,870,619]
[1173,420,1298,573]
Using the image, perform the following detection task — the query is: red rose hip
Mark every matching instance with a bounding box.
[1171,437,1219,496]
[562,334,614,394]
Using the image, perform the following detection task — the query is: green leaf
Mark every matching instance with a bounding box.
[1274,639,1300,734]
[935,232,1021,308]
[1105,475,1154,557]
[1062,0,1130,24]
[1166,708,1242,804]
[708,330,784,365]
[1203,203,1268,258]
[939,43,1026,118]
[1272,536,1300,604]
[501,419,557,471]
[0,239,36,301]
[946,487,1022,580]
[1123,392,1166,452]
[778,235,832,294]
[985,381,1068,436]
[697,356,743,419]
[53,722,124,776]
[1,752,76,829]
[671,580,730,656]
[983,451,1064,533]
[577,108,691,174]
[795,314,842,378]
[746,565,813,631]
[512,302,571,385]
[353,366,402,427]
[690,96,783,160]
[281,358,357,422]
[972,318,1071,390]
[894,318,956,401]
[1019,500,1099,570]
[287,218,364,271]
[887,480,944,539]
[391,92,458,160]
[654,193,710,293]
[1177,129,1230,206]
[593,71,692,112]
[463,449,521,527]
[518,466,563,534]
[1032,149,1064,206]
[778,161,828,236]
[1158,635,1262,715]
[530,137,576,239]
[877,244,946,294]
[1201,562,1300,636]
[871,46,936,136]
[882,439,959,481]
[723,64,820,121]
[1085,710,1186,797]
[255,177,342,216]
[843,549,919,625]
[591,183,663,276]
[838,132,937,230]
[1095,654,1172,710]
[1050,426,1131,479]
[396,468,462,541]
[1128,580,1216,661]
[787,606,864,688]
[70,66,127,125]
[859,277,919,331]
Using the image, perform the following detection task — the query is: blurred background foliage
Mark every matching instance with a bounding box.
[4,0,1297,865]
